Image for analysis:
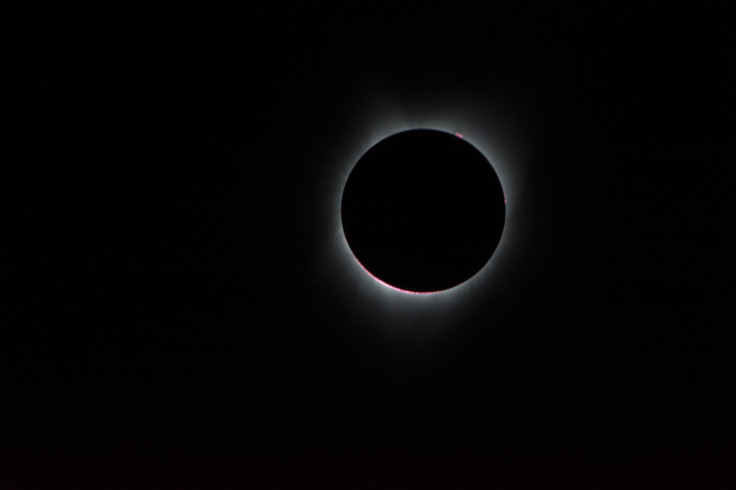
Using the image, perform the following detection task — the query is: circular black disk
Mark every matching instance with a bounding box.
[341,129,505,293]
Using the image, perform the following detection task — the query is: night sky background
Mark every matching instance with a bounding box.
[3,1,735,488]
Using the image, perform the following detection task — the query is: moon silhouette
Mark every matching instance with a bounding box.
[341,129,506,294]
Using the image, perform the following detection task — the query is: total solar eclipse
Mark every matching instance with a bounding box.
[341,129,506,294]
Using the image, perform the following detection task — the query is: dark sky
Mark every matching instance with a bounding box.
[3,2,735,488]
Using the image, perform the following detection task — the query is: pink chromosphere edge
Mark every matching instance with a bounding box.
[348,244,444,295]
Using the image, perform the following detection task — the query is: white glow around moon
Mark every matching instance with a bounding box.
[309,90,533,337]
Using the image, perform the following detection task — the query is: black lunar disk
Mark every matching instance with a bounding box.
[341,129,506,293]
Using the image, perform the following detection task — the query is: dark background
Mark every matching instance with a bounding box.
[2,1,735,488]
